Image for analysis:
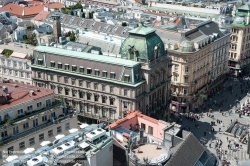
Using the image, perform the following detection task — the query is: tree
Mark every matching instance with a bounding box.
[75,3,82,9]
[70,31,76,41]
[2,49,13,57]
[82,12,85,18]
[122,22,127,26]
[71,10,74,16]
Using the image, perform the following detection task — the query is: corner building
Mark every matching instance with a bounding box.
[31,24,172,123]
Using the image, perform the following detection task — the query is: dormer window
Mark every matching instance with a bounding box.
[95,69,100,76]
[110,72,115,79]
[124,75,130,82]
[72,65,77,72]
[79,66,84,73]
[65,64,69,70]
[87,68,92,74]
[50,61,55,67]
[102,71,107,77]
[58,62,62,69]
[38,59,43,65]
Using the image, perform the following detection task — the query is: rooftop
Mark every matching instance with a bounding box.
[32,11,50,21]
[34,46,140,67]
[0,82,54,110]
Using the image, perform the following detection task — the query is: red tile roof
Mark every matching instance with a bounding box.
[32,11,50,21]
[0,83,54,110]
[0,2,63,18]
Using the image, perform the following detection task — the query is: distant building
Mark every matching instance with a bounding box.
[0,51,32,84]
[229,3,250,77]
[2,124,113,166]
[0,83,77,164]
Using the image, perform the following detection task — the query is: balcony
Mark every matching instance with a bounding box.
[0,100,64,130]
[0,114,75,147]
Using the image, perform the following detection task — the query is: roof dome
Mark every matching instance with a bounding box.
[179,40,195,52]
[119,24,166,61]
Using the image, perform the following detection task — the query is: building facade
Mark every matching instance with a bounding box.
[31,24,172,123]
[0,51,32,84]
[229,3,250,77]
[168,21,230,112]
[0,83,78,163]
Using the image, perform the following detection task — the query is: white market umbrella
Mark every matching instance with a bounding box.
[24,147,35,154]
[69,128,78,133]
[6,155,18,162]
[80,124,89,129]
[40,141,51,146]
[55,134,65,140]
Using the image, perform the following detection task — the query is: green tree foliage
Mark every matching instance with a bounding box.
[70,31,76,41]
[2,49,13,57]
[122,22,127,26]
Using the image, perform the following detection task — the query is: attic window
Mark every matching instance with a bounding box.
[79,66,84,73]
[65,64,69,70]
[124,75,130,82]
[87,68,92,74]
[50,61,55,67]
[58,62,62,69]
[37,59,43,65]
[102,71,107,77]
[72,65,77,72]
[110,72,115,79]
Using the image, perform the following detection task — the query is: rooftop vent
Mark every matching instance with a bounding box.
[90,132,96,135]
[57,147,63,150]
[97,128,102,131]
[65,143,70,146]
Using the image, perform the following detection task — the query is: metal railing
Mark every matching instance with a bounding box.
[0,100,63,130]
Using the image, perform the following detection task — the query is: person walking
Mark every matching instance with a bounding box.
[226,137,228,142]
[204,131,206,136]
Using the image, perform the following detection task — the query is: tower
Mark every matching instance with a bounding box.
[51,13,61,43]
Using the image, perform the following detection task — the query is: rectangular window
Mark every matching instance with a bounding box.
[48,130,53,137]
[50,61,55,67]
[87,94,91,100]
[1,131,8,137]
[110,72,115,79]
[65,64,70,70]
[110,86,113,93]
[79,80,83,86]
[95,69,99,76]
[87,82,91,88]
[95,95,98,102]
[39,133,45,141]
[19,142,25,150]
[124,101,128,108]
[102,71,107,77]
[50,75,54,81]
[65,122,70,130]
[102,85,105,92]
[185,67,189,73]
[29,137,35,146]
[141,123,146,130]
[72,65,77,71]
[65,88,69,95]
[94,83,98,90]
[72,90,77,97]
[17,109,24,115]
[124,75,130,82]
[33,119,38,127]
[79,91,84,98]
[58,63,62,69]
[64,77,68,84]
[124,90,127,96]
[37,72,41,78]
[110,98,114,105]
[15,71,18,76]
[148,126,153,135]
[27,105,33,112]
[87,105,92,112]
[42,115,47,122]
[174,76,177,81]
[87,68,92,74]
[20,72,24,77]
[13,61,17,67]
[102,96,106,103]
[184,77,188,83]
[72,79,75,85]
[37,59,43,65]
[37,102,42,108]
[79,66,84,73]
[57,126,62,134]
[23,122,29,129]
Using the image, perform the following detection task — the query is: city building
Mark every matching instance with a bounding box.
[2,124,113,166]
[0,82,78,164]
[229,3,250,77]
[0,51,32,84]
[110,110,218,166]
[0,1,63,19]
[166,20,230,112]
[31,18,172,123]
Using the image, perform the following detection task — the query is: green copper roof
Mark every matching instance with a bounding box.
[34,46,140,67]
[129,24,155,35]
[120,25,165,61]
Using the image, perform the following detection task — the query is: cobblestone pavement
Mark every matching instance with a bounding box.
[170,77,250,166]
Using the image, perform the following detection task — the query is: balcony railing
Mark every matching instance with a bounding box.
[0,115,75,147]
[0,100,63,130]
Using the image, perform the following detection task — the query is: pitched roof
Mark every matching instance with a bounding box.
[166,133,204,166]
[238,3,250,11]
[32,11,50,21]
[0,2,62,17]
[10,52,27,59]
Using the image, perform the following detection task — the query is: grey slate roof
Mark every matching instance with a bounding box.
[166,133,204,166]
